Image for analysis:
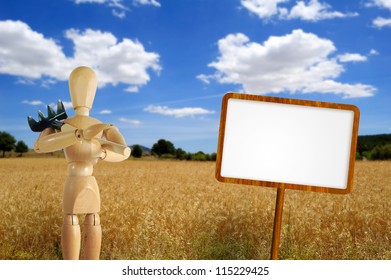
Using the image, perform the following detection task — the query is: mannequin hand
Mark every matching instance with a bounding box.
[80,124,112,140]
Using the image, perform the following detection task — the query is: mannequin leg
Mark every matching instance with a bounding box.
[62,214,81,260]
[83,213,101,260]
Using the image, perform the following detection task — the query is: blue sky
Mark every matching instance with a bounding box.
[0,0,390,153]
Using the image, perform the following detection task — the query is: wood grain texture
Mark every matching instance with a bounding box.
[271,187,285,260]
[215,92,360,195]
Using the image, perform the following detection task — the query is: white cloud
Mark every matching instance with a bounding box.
[133,0,161,7]
[285,0,358,21]
[369,49,379,55]
[241,0,358,21]
[0,20,69,79]
[241,0,288,19]
[99,109,112,114]
[124,86,140,93]
[366,0,391,10]
[75,0,106,3]
[16,78,35,85]
[73,0,160,18]
[144,105,215,118]
[112,9,126,18]
[199,29,376,98]
[109,0,130,10]
[65,28,161,87]
[366,1,391,28]
[373,16,391,27]
[119,117,142,127]
[196,74,211,84]
[338,53,367,63]
[41,78,58,88]
[62,101,74,110]
[301,80,376,98]
[48,101,73,111]
[22,100,43,106]
[0,20,161,91]
[23,99,73,111]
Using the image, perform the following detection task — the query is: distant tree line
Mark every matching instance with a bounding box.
[3,130,391,161]
[356,134,391,160]
[0,131,28,157]
[131,139,217,161]
[0,131,217,161]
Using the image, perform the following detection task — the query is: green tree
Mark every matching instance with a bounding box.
[151,139,175,157]
[369,144,391,160]
[0,131,16,158]
[175,148,187,160]
[131,144,143,158]
[192,151,207,161]
[15,140,28,157]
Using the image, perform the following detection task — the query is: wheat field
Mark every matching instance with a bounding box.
[0,158,390,260]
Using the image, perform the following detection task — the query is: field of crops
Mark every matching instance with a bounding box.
[0,158,390,260]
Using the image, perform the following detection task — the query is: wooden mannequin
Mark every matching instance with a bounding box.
[33,66,130,260]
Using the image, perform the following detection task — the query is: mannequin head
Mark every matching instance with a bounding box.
[69,66,97,116]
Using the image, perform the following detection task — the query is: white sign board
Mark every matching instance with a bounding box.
[216,93,360,194]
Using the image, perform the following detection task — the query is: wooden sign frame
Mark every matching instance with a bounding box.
[216,92,360,194]
[215,93,360,259]
[215,92,360,260]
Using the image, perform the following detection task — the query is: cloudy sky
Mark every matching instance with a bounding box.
[0,0,390,153]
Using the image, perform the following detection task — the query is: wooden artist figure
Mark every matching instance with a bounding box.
[28,66,130,259]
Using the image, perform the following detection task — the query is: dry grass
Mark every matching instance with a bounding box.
[0,158,390,260]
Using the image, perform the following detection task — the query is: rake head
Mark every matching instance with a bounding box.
[28,100,68,132]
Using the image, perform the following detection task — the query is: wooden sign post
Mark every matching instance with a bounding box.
[271,187,285,260]
[215,92,360,260]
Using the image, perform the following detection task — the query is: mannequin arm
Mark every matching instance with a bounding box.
[100,125,130,162]
[99,139,131,162]
[34,127,81,153]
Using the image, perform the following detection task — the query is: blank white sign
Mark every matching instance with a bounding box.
[216,93,360,193]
